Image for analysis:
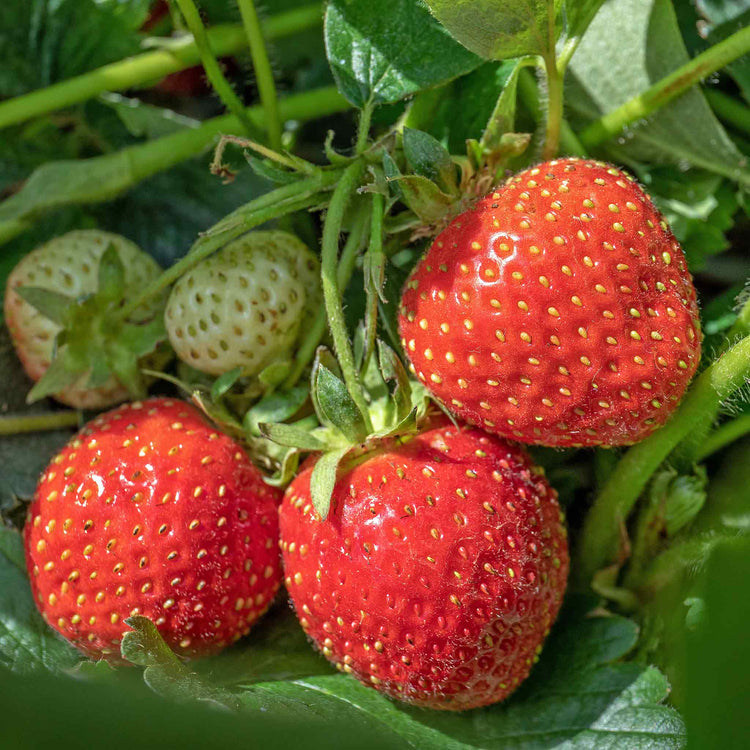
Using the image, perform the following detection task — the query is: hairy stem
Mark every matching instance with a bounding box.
[237,0,283,150]
[540,1,562,160]
[174,0,259,138]
[694,415,750,462]
[0,87,350,247]
[284,203,371,390]
[579,25,750,152]
[0,6,321,131]
[319,160,373,432]
[575,333,750,589]
[0,411,80,435]
[517,69,586,157]
[355,102,374,155]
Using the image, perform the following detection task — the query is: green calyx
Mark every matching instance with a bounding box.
[261,339,432,519]
[19,244,168,404]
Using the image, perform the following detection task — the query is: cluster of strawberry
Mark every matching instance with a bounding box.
[9,159,701,711]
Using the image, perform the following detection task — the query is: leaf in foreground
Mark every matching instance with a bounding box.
[238,601,686,749]
[0,526,80,674]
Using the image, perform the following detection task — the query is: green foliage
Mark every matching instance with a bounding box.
[235,602,685,748]
[0,527,80,673]
[324,0,482,107]
[0,0,144,98]
[567,0,747,182]
[425,0,561,60]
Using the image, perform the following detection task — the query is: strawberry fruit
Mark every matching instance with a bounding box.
[4,230,164,409]
[399,158,701,447]
[24,397,282,662]
[165,230,321,377]
[279,421,568,710]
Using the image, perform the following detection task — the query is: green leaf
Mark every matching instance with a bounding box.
[194,603,333,686]
[425,0,562,60]
[26,352,81,404]
[236,602,685,748]
[664,468,707,536]
[396,174,456,224]
[100,93,201,139]
[309,447,349,519]
[104,342,145,399]
[402,128,458,193]
[0,0,142,98]
[211,367,244,401]
[0,527,81,674]
[96,244,126,303]
[121,616,240,709]
[259,423,325,452]
[377,340,412,423]
[244,386,309,436]
[324,0,482,108]
[312,355,367,443]
[14,287,75,326]
[412,60,523,154]
[567,0,748,183]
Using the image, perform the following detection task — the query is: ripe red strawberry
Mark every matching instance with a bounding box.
[24,398,282,662]
[279,421,568,710]
[165,230,321,377]
[4,230,163,409]
[399,158,701,447]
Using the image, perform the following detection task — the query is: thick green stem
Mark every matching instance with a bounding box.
[174,0,258,138]
[355,102,374,155]
[237,0,283,150]
[517,68,586,157]
[0,86,350,247]
[0,7,322,131]
[579,25,750,150]
[119,170,342,318]
[541,1,562,160]
[320,160,373,432]
[705,89,750,136]
[284,204,370,390]
[694,415,750,462]
[574,333,750,589]
[0,411,80,435]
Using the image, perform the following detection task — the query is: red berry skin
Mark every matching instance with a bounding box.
[279,422,568,711]
[24,398,282,663]
[399,158,701,447]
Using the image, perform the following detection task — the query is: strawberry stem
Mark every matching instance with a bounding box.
[173,0,260,139]
[575,333,750,589]
[284,201,371,390]
[319,160,374,433]
[237,0,283,151]
[693,415,750,463]
[540,0,562,160]
[0,5,323,132]
[362,192,385,374]
[0,411,80,435]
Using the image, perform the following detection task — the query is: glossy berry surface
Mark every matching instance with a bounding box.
[24,398,282,662]
[399,158,701,447]
[279,422,568,710]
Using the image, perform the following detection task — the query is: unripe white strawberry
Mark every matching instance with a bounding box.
[4,230,163,409]
[165,230,321,377]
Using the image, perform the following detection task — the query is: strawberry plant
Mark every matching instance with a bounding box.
[1,0,749,747]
